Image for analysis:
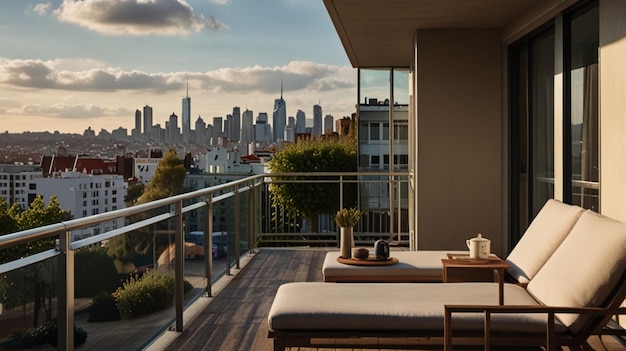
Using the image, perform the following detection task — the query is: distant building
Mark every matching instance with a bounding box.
[0,163,126,241]
[241,109,254,144]
[230,106,241,142]
[313,104,322,137]
[143,105,153,137]
[182,91,191,144]
[295,109,306,133]
[273,82,286,142]
[134,109,142,137]
[324,114,334,134]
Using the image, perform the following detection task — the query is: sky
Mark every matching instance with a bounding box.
[0,0,356,134]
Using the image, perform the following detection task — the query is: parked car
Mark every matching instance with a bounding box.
[186,231,247,258]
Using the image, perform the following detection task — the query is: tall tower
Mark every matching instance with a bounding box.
[313,104,322,137]
[134,109,142,137]
[241,109,254,144]
[231,106,241,142]
[324,114,334,134]
[273,80,287,142]
[213,117,223,146]
[182,80,191,144]
[168,112,179,143]
[295,109,306,133]
[143,105,153,138]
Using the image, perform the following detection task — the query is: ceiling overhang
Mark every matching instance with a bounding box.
[323,0,545,68]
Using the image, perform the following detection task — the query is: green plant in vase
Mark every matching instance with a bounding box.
[334,208,362,258]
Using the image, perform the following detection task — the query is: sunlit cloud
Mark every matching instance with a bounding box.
[209,0,231,5]
[7,103,132,119]
[52,0,228,36]
[32,2,53,15]
[0,58,354,96]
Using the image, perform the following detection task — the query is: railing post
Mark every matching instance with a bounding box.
[57,229,74,351]
[204,195,213,297]
[174,201,184,332]
[250,180,256,254]
[235,185,241,269]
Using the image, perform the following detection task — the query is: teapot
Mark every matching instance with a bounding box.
[466,234,490,259]
[374,239,390,259]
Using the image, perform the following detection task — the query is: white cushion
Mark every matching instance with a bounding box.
[527,210,626,333]
[506,199,584,283]
[268,282,563,333]
[322,251,466,282]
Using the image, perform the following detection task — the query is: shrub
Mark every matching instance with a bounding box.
[4,320,88,348]
[75,246,120,298]
[114,270,175,316]
[88,291,121,322]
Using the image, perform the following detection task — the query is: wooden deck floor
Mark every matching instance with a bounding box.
[150,248,626,351]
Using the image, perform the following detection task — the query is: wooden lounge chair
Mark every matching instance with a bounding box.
[268,209,626,350]
[322,199,585,284]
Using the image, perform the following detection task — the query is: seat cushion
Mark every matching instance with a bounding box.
[506,199,584,283]
[322,251,465,282]
[527,210,626,334]
[269,282,565,333]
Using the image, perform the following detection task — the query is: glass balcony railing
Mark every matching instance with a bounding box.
[0,171,409,350]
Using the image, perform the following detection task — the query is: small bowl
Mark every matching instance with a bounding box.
[353,248,369,259]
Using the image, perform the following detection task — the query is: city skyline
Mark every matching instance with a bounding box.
[0,0,356,134]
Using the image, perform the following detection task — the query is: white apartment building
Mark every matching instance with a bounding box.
[34,171,127,240]
[1,166,126,241]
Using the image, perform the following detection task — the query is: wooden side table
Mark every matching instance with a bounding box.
[441,253,510,305]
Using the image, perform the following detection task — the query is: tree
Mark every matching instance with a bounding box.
[0,195,72,327]
[107,149,187,269]
[124,182,145,207]
[136,148,186,204]
[268,137,357,232]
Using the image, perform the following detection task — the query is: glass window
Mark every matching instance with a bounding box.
[370,123,380,140]
[382,123,389,140]
[567,4,599,211]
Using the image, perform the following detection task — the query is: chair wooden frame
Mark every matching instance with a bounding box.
[268,273,626,351]
[443,273,626,351]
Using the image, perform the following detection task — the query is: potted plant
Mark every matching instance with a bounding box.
[334,208,362,258]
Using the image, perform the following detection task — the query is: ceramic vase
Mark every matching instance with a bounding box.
[340,227,353,258]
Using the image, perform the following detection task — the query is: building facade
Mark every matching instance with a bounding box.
[324,0,624,255]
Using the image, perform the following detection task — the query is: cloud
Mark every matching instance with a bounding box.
[7,103,132,119]
[53,0,228,36]
[0,58,355,96]
[32,2,53,15]
[209,0,231,5]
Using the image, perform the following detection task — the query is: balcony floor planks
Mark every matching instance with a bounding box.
[160,248,626,351]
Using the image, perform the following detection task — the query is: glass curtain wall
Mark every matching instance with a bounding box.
[565,2,599,211]
[509,27,555,248]
[357,68,409,241]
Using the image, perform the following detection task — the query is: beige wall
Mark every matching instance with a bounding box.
[599,0,626,221]
[414,29,503,253]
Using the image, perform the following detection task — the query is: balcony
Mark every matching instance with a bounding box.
[0,172,411,350]
[1,172,624,350]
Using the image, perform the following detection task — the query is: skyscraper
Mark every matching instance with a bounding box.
[182,82,191,144]
[273,81,286,142]
[295,109,306,133]
[168,112,179,143]
[324,114,334,134]
[313,104,322,137]
[195,115,206,145]
[213,117,223,146]
[134,109,141,137]
[143,105,153,138]
[231,106,241,142]
[241,109,254,144]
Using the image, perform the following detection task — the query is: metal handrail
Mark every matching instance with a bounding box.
[0,170,410,350]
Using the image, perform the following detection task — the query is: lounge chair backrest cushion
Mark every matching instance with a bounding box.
[506,199,584,283]
[526,210,626,333]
